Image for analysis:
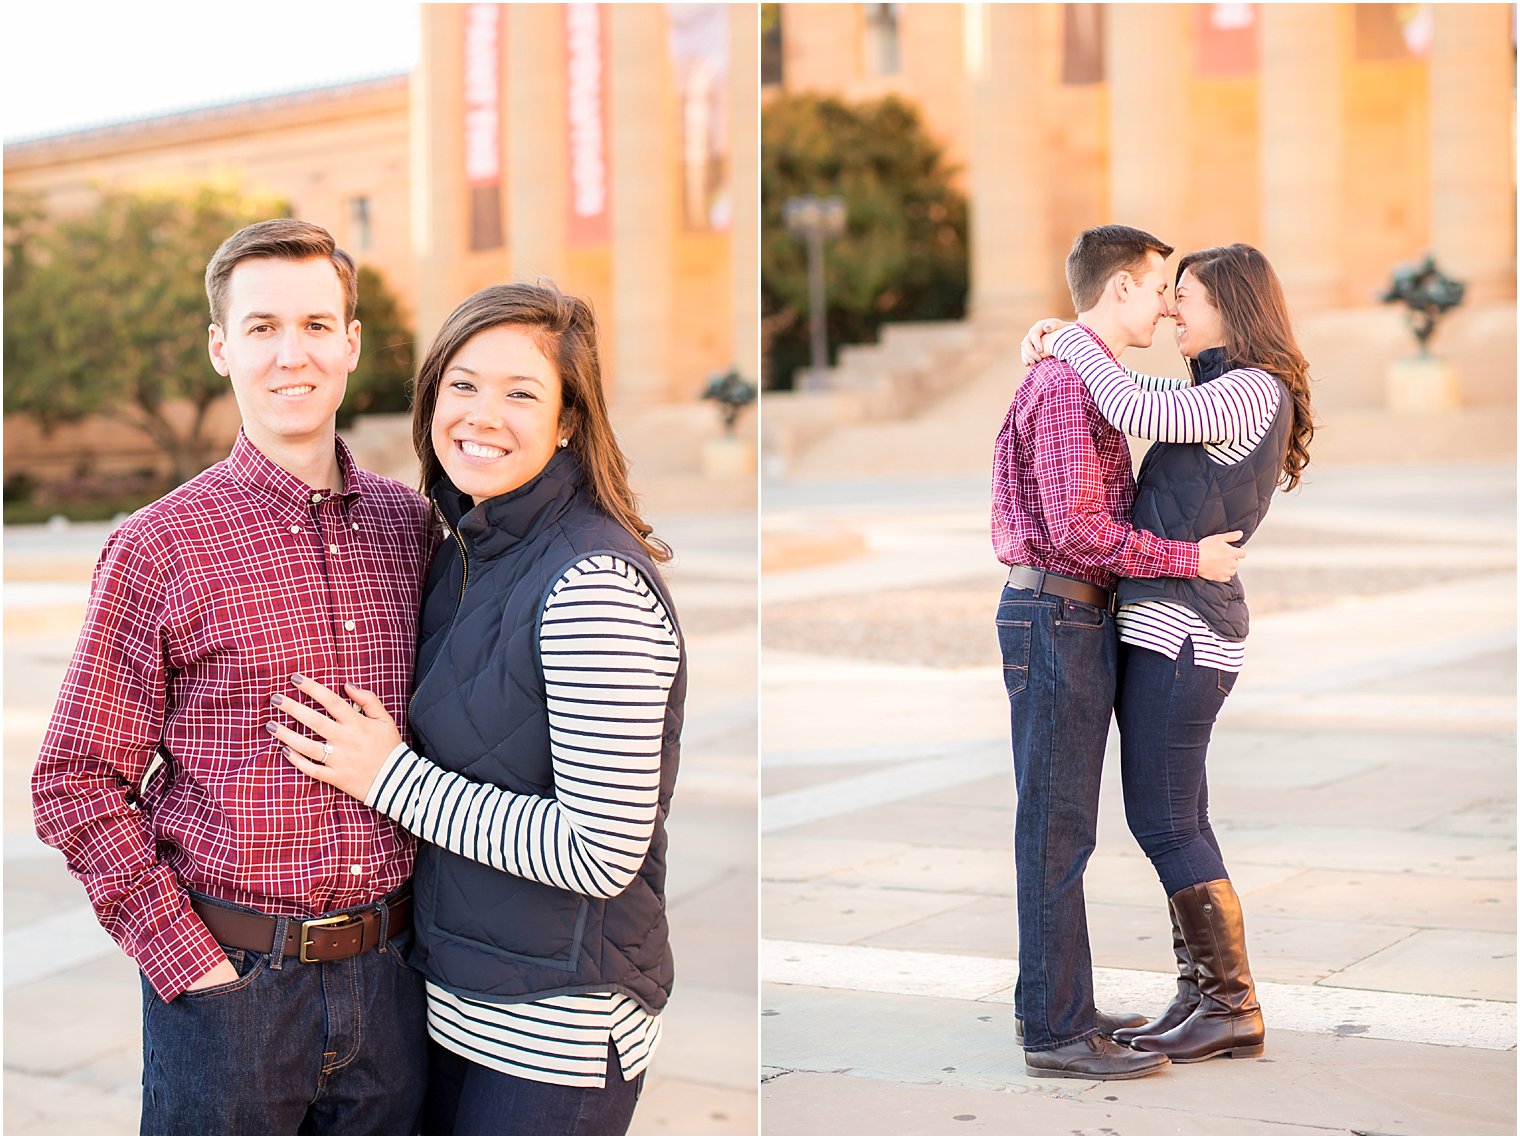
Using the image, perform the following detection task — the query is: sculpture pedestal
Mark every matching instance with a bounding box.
[1386,356,1460,414]
[702,434,757,479]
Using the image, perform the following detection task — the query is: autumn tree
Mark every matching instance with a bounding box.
[4,185,415,482]
[341,264,415,425]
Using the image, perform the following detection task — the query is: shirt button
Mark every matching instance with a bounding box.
[349,864,363,875]
[343,620,356,632]
[310,493,322,504]
[351,522,360,531]
[289,525,302,534]
[329,544,339,554]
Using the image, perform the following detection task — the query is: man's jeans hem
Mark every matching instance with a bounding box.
[1022,1026,1100,1054]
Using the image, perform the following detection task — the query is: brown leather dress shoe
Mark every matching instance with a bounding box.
[1015,1008,1148,1045]
[1023,1033,1171,1081]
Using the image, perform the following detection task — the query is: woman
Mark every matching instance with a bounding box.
[1021,243,1314,1063]
[270,283,684,1134]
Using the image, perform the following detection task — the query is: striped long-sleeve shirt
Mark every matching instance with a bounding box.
[1049,324,1283,671]
[365,554,680,1088]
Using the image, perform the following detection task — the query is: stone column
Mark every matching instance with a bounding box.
[409,4,467,347]
[1429,4,1515,303]
[729,4,760,382]
[609,5,677,407]
[507,5,570,283]
[967,3,1050,325]
[1106,5,1193,255]
[1259,4,1348,310]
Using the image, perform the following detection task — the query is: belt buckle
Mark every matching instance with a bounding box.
[299,913,359,963]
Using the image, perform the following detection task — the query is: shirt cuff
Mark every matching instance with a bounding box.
[363,742,419,810]
[1171,539,1201,578]
[138,905,232,1003]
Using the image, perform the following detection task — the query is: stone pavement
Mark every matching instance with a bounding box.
[2,506,757,1136]
[760,464,1516,1135]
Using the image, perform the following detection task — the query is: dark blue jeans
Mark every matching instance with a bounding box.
[1117,639,1234,897]
[140,921,427,1135]
[997,584,1117,1052]
[422,1039,645,1136]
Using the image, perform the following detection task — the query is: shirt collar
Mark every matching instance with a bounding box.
[225,428,364,504]
[1073,323,1121,365]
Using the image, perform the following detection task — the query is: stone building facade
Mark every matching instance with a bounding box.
[5,4,759,489]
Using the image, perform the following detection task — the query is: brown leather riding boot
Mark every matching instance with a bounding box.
[1114,901,1199,1046]
[1128,879,1265,1063]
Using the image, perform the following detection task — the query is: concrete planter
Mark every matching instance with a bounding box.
[1386,356,1460,414]
[702,433,758,479]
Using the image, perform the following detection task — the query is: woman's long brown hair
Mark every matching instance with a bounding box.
[410,282,671,562]
[1178,244,1316,491]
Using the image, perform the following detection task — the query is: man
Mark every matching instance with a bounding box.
[991,224,1245,1081]
[33,219,433,1133]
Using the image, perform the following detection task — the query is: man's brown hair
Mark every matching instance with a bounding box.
[1065,224,1174,313]
[204,218,358,327]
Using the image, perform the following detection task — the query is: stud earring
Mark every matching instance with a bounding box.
[558,438,569,449]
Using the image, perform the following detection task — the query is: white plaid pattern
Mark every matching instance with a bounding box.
[33,430,434,999]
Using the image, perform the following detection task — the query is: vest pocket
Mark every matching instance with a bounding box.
[423,851,592,974]
[424,897,589,972]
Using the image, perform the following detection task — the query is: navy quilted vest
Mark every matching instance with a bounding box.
[406,451,684,1012]
[1116,348,1292,639]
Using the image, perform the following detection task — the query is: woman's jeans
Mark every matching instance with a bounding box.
[1117,638,1236,897]
[997,584,1117,1052]
[139,928,427,1135]
[423,1039,645,1136]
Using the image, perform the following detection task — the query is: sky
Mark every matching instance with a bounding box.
[3,2,421,142]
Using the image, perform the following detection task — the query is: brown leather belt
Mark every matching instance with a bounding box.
[191,893,411,964]
[1006,565,1115,613]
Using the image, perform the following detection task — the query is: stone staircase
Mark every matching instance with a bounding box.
[762,319,1017,473]
[766,303,1517,480]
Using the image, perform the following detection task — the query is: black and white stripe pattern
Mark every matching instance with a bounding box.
[367,554,679,1087]
[1118,601,1246,671]
[425,985,662,1087]
[1053,324,1281,671]
[1052,324,1281,460]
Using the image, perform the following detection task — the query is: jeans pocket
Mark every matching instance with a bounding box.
[1058,598,1105,629]
[385,926,416,969]
[178,946,268,1001]
[1217,669,1239,697]
[996,619,1032,697]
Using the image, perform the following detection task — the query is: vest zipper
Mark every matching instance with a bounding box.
[410,504,470,724]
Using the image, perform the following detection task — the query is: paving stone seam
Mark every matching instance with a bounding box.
[762,746,1009,834]
[762,940,1517,1052]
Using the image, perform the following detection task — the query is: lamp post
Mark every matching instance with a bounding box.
[783,194,847,390]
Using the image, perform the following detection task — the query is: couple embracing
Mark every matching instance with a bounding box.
[992,224,1315,1080]
[33,219,681,1135]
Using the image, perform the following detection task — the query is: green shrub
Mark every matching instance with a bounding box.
[761,93,969,389]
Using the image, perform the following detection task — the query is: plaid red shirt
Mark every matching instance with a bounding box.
[33,430,433,1000]
[991,328,1199,589]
